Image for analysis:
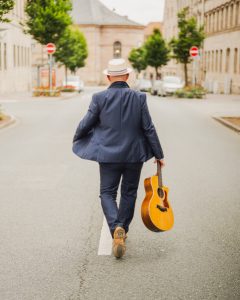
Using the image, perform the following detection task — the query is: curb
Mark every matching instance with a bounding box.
[213,116,240,133]
[0,115,16,130]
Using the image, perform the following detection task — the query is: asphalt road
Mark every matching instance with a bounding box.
[0,88,239,300]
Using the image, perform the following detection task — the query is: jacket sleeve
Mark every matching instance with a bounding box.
[73,95,100,142]
[141,93,164,160]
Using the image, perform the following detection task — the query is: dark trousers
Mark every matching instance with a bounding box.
[99,163,143,237]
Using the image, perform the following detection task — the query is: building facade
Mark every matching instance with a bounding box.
[163,0,240,94]
[0,0,32,94]
[69,0,145,85]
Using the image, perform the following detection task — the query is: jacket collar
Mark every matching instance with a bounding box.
[108,81,130,89]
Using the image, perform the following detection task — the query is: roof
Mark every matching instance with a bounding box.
[71,0,143,26]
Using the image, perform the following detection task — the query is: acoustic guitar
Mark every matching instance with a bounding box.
[141,161,174,232]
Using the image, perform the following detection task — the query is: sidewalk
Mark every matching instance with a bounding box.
[177,93,240,116]
[0,90,78,102]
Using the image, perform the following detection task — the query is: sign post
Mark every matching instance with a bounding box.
[46,43,56,94]
[190,46,199,86]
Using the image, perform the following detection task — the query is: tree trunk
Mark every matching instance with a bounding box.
[65,66,68,86]
[184,63,188,86]
[155,67,158,79]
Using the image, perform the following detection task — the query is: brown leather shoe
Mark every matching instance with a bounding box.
[112,227,126,258]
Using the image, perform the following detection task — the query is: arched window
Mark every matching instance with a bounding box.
[113,41,122,58]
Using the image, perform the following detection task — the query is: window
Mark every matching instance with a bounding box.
[225,48,230,72]
[216,10,219,32]
[13,45,16,67]
[17,46,20,66]
[220,8,224,30]
[209,14,212,32]
[4,43,7,70]
[212,50,214,72]
[220,49,223,72]
[234,48,238,73]
[204,51,207,70]
[27,48,30,66]
[236,2,240,26]
[230,4,234,27]
[24,47,26,66]
[21,46,24,67]
[208,51,211,71]
[113,41,121,58]
[205,15,208,32]
[215,50,218,72]
[225,6,229,29]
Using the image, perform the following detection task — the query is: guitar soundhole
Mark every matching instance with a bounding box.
[158,188,164,198]
[157,188,169,212]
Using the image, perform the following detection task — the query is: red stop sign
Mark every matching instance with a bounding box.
[190,46,199,57]
[46,43,56,54]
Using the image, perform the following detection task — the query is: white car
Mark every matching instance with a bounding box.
[134,79,152,92]
[62,76,84,92]
[159,76,185,96]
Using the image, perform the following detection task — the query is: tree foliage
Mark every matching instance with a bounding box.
[144,29,170,78]
[54,26,88,74]
[170,8,205,85]
[0,0,14,22]
[25,0,72,45]
[128,47,147,76]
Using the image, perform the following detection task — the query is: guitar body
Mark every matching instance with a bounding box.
[141,175,174,232]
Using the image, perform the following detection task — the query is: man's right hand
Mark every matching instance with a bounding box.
[154,158,165,167]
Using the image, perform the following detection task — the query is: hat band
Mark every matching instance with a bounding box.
[107,68,128,75]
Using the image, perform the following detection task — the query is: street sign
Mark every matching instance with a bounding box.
[46,43,56,94]
[190,46,199,57]
[46,43,56,54]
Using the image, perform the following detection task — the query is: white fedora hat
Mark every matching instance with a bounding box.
[103,58,132,76]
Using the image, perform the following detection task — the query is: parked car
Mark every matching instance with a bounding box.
[62,76,84,92]
[151,80,163,95]
[134,79,152,92]
[158,76,185,96]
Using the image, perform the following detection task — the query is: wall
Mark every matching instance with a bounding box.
[0,0,32,94]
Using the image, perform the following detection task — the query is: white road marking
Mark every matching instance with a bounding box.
[98,217,112,255]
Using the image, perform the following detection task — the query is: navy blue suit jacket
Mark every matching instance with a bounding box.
[72,81,164,163]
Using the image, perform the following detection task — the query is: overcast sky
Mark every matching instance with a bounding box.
[100,0,165,25]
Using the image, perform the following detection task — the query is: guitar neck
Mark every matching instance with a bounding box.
[157,161,163,188]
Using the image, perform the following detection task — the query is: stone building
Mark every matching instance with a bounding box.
[70,0,145,85]
[163,0,240,94]
[0,0,32,94]
[144,22,164,40]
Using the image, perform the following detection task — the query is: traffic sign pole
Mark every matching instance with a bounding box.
[190,46,199,86]
[49,54,53,94]
[46,43,56,95]
[192,57,197,86]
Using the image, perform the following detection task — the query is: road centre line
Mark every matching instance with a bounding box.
[98,217,112,255]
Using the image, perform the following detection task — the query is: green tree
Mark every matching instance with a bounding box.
[128,47,147,78]
[144,29,170,78]
[24,0,72,45]
[170,8,205,86]
[54,26,88,82]
[0,0,14,22]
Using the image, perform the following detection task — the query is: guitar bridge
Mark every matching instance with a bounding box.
[156,204,168,212]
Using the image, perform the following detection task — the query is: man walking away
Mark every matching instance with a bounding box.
[72,58,165,258]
